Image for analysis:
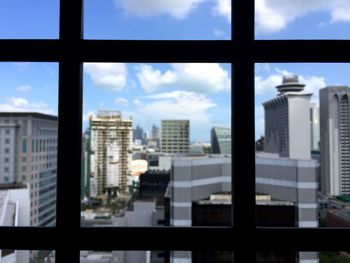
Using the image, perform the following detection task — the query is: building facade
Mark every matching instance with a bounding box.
[310,103,320,151]
[160,120,189,154]
[89,111,132,196]
[211,127,231,154]
[264,75,312,159]
[320,86,350,196]
[0,112,57,227]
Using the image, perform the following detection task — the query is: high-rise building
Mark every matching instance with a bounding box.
[133,125,144,144]
[88,111,132,196]
[310,103,320,151]
[320,86,350,196]
[263,75,312,159]
[211,127,231,154]
[151,124,159,140]
[0,112,58,226]
[160,120,190,153]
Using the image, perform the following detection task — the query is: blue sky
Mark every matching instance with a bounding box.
[1,0,350,39]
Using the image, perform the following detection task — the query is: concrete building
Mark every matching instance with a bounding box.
[160,120,189,154]
[256,152,318,263]
[89,111,132,196]
[0,112,57,227]
[264,75,312,159]
[211,127,231,154]
[310,103,320,151]
[0,183,30,263]
[320,86,350,196]
[169,155,231,262]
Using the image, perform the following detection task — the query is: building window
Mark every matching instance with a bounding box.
[4,167,9,173]
[5,129,10,135]
[4,148,10,154]
[22,139,27,153]
[5,138,10,144]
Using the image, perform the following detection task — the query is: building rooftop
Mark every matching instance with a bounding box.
[0,112,57,121]
[276,75,305,93]
[0,191,16,226]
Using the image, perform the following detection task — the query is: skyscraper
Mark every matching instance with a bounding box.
[151,124,159,140]
[89,111,132,196]
[263,75,312,159]
[0,112,58,226]
[320,86,350,196]
[133,125,144,144]
[211,127,231,154]
[160,120,190,154]
[310,103,320,151]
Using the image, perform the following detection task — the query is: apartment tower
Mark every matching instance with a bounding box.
[160,120,190,154]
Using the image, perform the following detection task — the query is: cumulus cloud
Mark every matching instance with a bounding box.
[16,85,31,92]
[115,97,129,106]
[255,0,350,34]
[0,97,55,115]
[213,0,231,23]
[84,63,127,90]
[134,90,216,125]
[115,0,205,19]
[137,63,231,93]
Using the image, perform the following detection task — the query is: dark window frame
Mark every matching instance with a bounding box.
[0,0,349,262]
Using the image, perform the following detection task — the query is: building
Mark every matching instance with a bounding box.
[0,112,57,227]
[310,103,320,151]
[211,127,231,154]
[147,152,171,172]
[0,183,30,263]
[151,124,159,140]
[133,125,145,145]
[320,86,350,196]
[263,75,312,159]
[88,111,132,196]
[160,120,189,154]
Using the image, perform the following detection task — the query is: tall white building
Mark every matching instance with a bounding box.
[263,75,312,159]
[89,111,132,196]
[310,103,320,151]
[320,86,350,196]
[160,120,190,154]
[0,113,57,226]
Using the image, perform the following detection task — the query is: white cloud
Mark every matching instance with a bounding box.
[84,63,127,90]
[255,0,350,34]
[83,110,95,123]
[213,29,229,39]
[115,97,129,106]
[0,97,55,115]
[115,0,205,19]
[137,63,231,93]
[255,67,327,106]
[330,0,350,22]
[213,0,231,23]
[16,85,31,92]
[135,90,216,125]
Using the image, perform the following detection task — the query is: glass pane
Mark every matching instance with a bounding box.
[80,251,233,262]
[0,62,58,227]
[257,251,318,263]
[255,63,350,228]
[0,250,54,262]
[255,0,350,39]
[81,63,232,227]
[84,0,231,40]
[0,0,59,39]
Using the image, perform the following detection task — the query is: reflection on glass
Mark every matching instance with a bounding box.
[0,250,54,263]
[81,63,232,227]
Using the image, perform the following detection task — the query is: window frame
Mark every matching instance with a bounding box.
[0,0,349,262]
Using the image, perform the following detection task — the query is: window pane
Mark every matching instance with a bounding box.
[80,251,233,262]
[0,250,55,262]
[255,63,350,228]
[255,1,350,39]
[257,251,318,263]
[0,0,59,39]
[84,0,231,40]
[0,62,58,227]
[81,63,232,227]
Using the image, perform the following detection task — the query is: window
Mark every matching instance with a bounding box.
[5,138,10,144]
[22,139,27,153]
[1,0,346,262]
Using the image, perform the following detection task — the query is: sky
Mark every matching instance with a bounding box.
[1,0,350,39]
